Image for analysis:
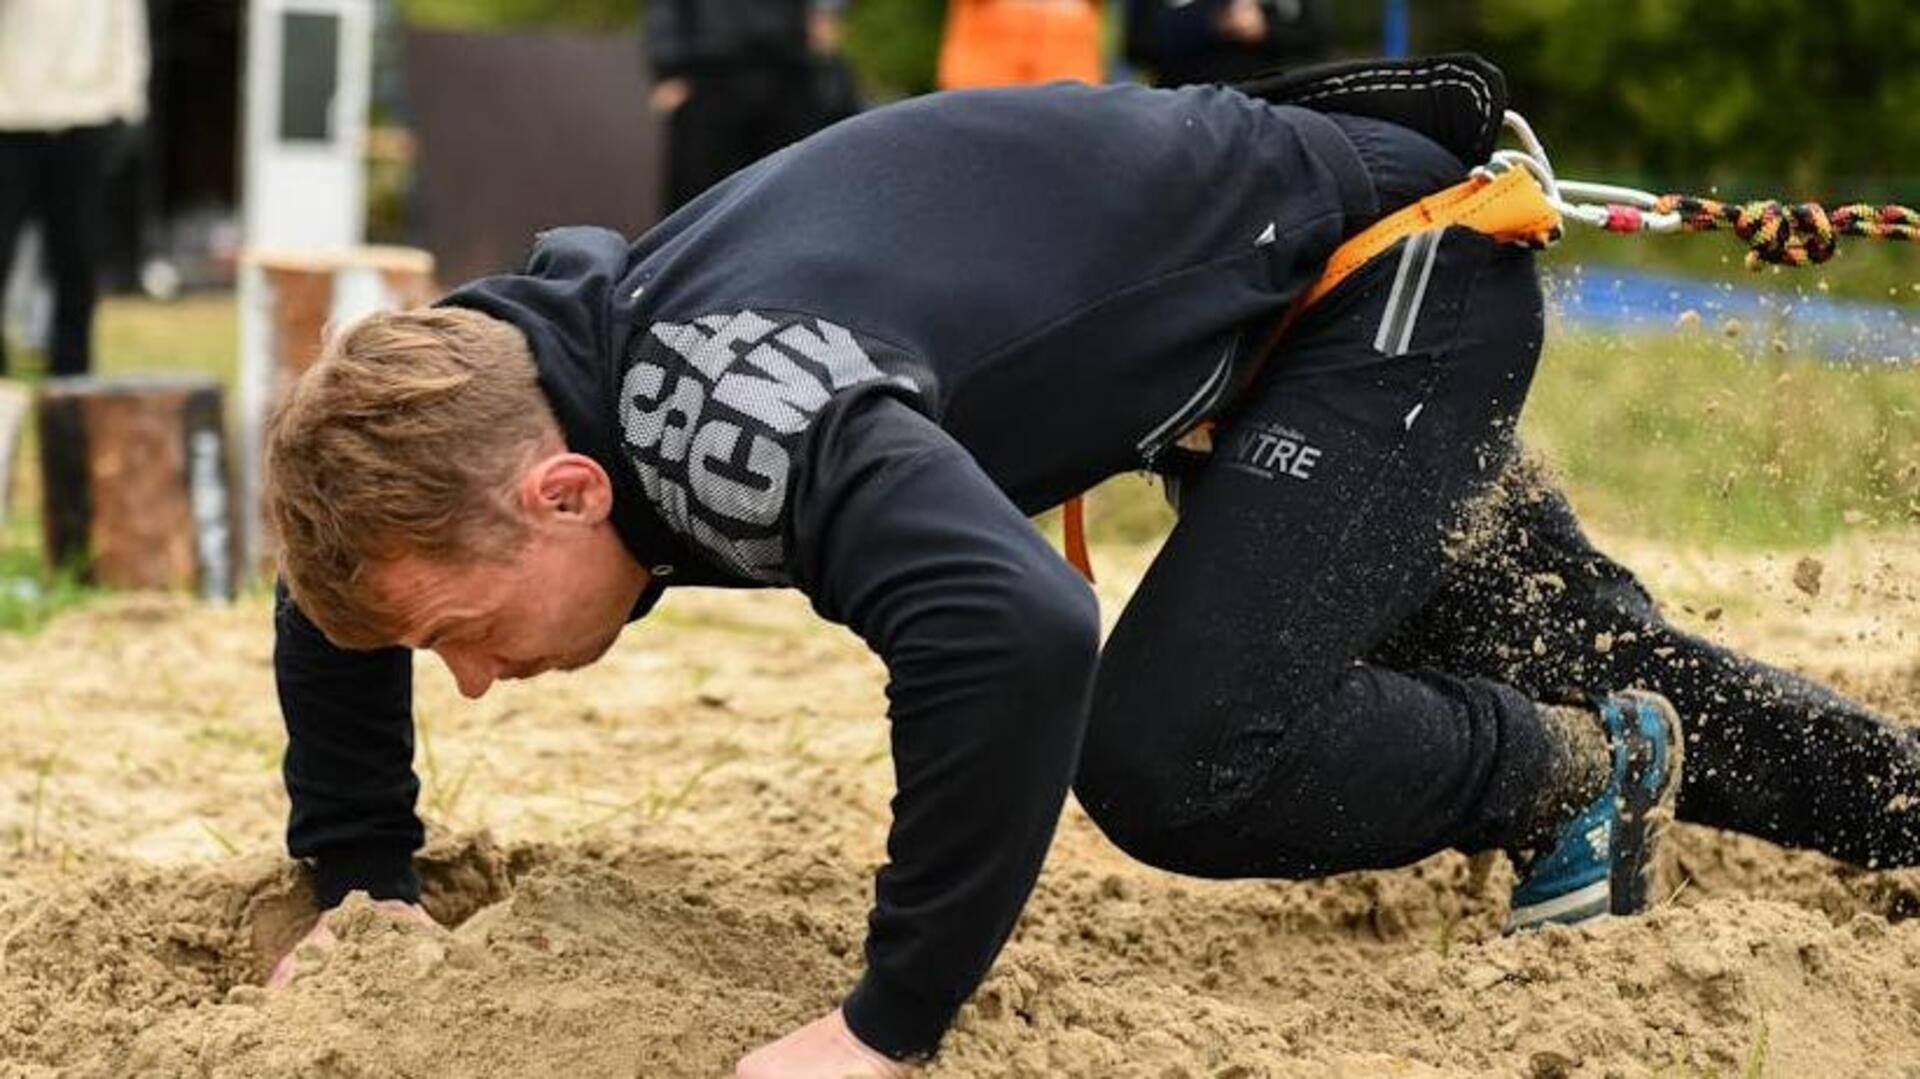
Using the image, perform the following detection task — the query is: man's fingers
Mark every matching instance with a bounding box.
[734,1008,915,1078]
[263,901,435,991]
[264,917,338,990]
[371,898,438,928]
[264,951,297,990]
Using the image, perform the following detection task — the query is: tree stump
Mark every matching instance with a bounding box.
[249,245,437,385]
[237,245,435,574]
[37,375,237,599]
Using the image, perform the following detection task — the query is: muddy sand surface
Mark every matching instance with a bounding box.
[2,531,1917,1078]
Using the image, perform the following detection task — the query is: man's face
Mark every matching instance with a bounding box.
[374,453,649,699]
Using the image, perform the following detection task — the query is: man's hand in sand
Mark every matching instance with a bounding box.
[735,1008,915,1079]
[264,898,438,989]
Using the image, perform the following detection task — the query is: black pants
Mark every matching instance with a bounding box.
[0,124,117,377]
[1076,199,1920,880]
[1079,224,1562,876]
[664,63,829,214]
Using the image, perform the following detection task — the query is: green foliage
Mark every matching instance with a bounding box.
[1470,0,1920,195]
[0,521,96,635]
[401,0,635,32]
[842,0,945,98]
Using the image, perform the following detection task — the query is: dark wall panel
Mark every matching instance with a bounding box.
[404,28,660,285]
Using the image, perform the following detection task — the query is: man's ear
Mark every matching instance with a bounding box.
[519,452,615,524]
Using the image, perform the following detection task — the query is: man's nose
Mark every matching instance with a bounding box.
[437,648,496,699]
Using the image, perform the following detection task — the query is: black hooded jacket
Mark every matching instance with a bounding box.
[276,81,1375,1059]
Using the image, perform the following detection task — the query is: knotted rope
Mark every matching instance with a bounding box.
[1488,112,1919,271]
[1650,196,1920,269]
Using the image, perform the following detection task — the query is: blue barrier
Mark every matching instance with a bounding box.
[1542,267,1918,365]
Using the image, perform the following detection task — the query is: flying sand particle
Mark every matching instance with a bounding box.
[1792,557,1824,598]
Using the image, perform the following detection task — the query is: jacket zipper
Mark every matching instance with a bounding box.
[1136,330,1240,463]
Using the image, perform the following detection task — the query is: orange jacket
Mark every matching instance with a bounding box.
[937,0,1103,89]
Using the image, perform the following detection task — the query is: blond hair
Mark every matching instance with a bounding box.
[264,307,559,648]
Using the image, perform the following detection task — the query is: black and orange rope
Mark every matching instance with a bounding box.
[1650,196,1920,269]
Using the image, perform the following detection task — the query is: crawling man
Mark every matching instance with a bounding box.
[263,56,1920,1077]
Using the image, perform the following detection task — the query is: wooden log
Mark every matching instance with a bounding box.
[37,375,236,599]
[237,245,435,574]
[248,245,435,390]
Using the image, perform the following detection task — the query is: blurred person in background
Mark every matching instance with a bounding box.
[1125,0,1331,88]
[646,0,857,214]
[0,0,149,378]
[936,0,1103,90]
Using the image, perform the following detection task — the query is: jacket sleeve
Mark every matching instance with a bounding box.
[785,391,1101,1060]
[275,580,424,908]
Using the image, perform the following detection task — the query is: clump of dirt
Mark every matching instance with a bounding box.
[1794,556,1826,598]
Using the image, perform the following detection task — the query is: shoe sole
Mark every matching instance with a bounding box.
[1607,691,1684,916]
[1508,879,1609,928]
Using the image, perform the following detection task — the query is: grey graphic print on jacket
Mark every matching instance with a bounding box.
[620,310,912,582]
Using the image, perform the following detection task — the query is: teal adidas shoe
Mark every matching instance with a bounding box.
[1507,690,1684,932]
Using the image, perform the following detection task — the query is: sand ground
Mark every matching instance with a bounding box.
[2,529,1917,1078]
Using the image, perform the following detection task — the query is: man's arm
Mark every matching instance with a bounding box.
[783,391,1101,1060]
[274,580,423,908]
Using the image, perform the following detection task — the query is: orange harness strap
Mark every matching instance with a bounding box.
[1061,494,1093,582]
[1060,166,1561,583]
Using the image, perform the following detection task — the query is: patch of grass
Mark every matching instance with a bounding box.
[1077,329,1918,552]
[416,705,480,825]
[23,748,59,856]
[1045,473,1175,549]
[0,518,97,634]
[1742,1015,1771,1079]
[185,721,276,757]
[95,293,240,384]
[1433,909,1461,960]
[6,293,237,387]
[571,750,742,836]
[1650,1017,1771,1079]
[197,818,241,857]
[1525,330,1919,546]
